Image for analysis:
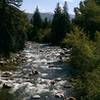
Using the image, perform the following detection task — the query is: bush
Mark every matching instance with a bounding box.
[63,27,96,75]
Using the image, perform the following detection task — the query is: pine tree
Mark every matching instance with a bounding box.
[50,2,70,44]
[50,3,63,44]
[30,6,42,41]
[42,17,49,29]
[31,6,42,29]
[62,1,70,34]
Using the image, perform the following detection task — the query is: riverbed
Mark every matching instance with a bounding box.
[0,42,73,100]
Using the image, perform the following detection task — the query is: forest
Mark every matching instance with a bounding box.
[0,0,100,100]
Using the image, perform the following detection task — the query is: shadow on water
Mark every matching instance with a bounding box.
[0,88,16,100]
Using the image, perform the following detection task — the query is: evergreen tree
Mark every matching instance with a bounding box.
[42,17,49,29]
[31,6,42,29]
[0,0,28,57]
[62,1,70,34]
[50,3,62,44]
[50,2,70,44]
[30,6,42,41]
[73,0,100,39]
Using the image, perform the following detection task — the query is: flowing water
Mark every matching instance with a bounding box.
[0,42,73,100]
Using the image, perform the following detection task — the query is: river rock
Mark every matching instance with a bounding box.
[55,78,62,82]
[0,61,7,66]
[48,64,55,68]
[63,84,73,88]
[2,71,12,77]
[60,52,65,56]
[32,95,41,99]
[55,93,64,98]
[50,80,56,85]
[32,70,39,75]
[67,97,77,100]
[3,82,12,89]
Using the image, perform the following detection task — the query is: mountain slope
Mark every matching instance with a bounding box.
[26,13,74,21]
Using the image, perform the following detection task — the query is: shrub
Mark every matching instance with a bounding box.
[63,27,96,75]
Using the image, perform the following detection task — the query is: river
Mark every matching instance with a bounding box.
[0,42,73,100]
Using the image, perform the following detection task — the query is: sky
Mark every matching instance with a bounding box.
[20,0,83,15]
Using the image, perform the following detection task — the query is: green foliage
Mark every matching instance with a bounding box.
[39,28,51,43]
[74,67,100,100]
[0,0,29,57]
[11,12,29,52]
[42,17,50,29]
[27,7,52,43]
[64,27,96,74]
[64,28,100,100]
[73,0,100,39]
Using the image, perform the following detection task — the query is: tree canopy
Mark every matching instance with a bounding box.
[0,0,29,57]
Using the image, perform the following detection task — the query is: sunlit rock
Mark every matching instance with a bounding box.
[67,97,77,100]
[55,92,64,98]
[32,95,41,99]
[55,78,62,82]
[2,71,12,77]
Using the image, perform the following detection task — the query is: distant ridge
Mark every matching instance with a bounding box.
[26,12,74,21]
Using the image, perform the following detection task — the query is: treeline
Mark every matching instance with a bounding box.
[0,1,71,57]
[27,2,71,44]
